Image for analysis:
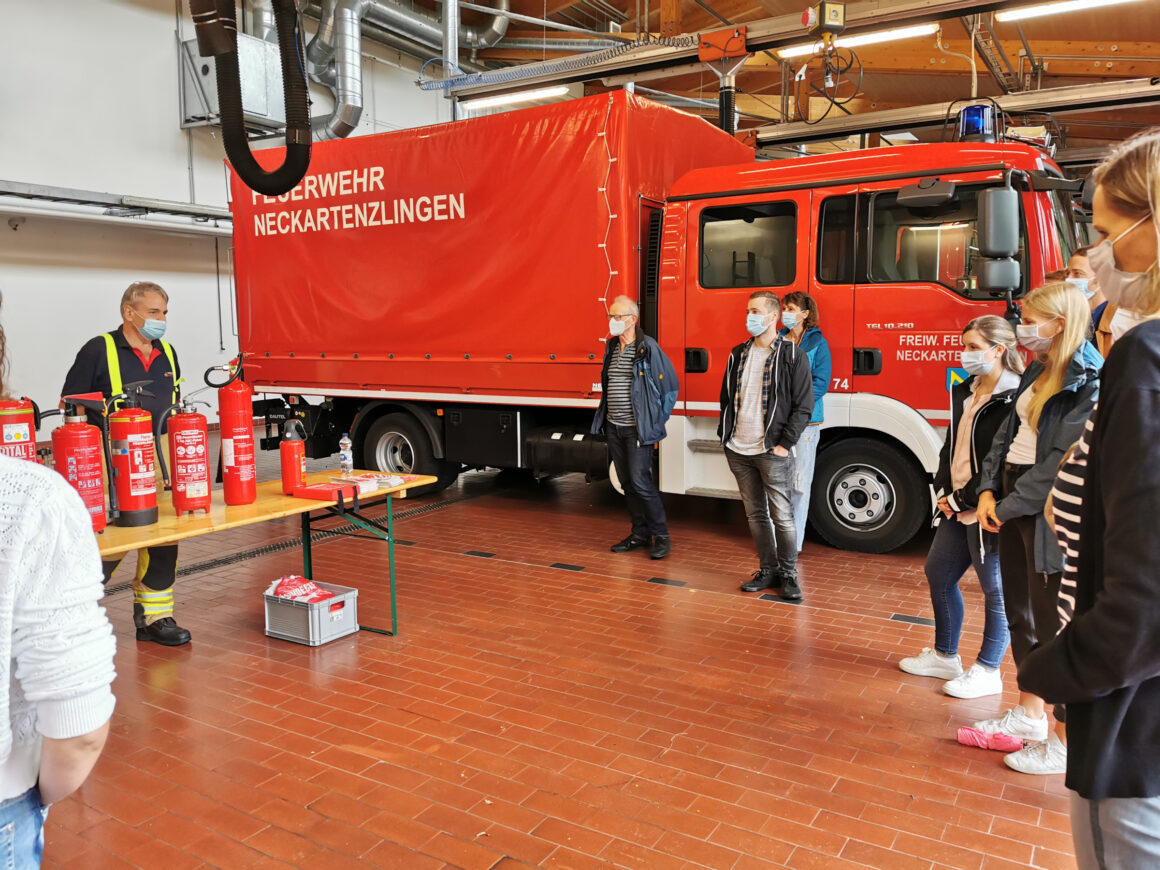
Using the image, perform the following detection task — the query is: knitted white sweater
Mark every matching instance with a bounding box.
[0,456,116,799]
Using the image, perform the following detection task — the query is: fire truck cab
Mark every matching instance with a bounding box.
[654,141,1078,551]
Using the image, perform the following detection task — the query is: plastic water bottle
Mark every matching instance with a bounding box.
[339,433,353,475]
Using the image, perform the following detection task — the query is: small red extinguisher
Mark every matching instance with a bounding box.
[280,418,307,494]
[207,356,257,506]
[108,382,158,527]
[0,397,41,462]
[50,394,108,532]
[156,397,212,517]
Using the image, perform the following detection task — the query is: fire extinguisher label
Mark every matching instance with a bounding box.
[127,432,156,496]
[2,423,31,444]
[222,438,235,467]
[185,481,209,498]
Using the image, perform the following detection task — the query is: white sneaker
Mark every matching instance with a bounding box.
[1005,734,1067,775]
[972,705,1049,742]
[943,664,1003,699]
[899,648,963,679]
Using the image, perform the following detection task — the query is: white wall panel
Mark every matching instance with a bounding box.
[0,0,448,427]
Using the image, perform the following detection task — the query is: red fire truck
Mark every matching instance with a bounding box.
[230,91,1080,552]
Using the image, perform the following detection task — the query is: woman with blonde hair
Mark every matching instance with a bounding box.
[1020,129,1160,868]
[963,281,1101,774]
[899,315,1023,701]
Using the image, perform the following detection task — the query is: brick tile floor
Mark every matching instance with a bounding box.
[45,459,1075,869]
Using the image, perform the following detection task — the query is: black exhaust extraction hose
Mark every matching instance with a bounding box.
[188,0,311,196]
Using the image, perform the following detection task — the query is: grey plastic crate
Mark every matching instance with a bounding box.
[264,581,359,646]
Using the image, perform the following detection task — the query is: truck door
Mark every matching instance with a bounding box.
[678,191,811,495]
[852,182,1026,425]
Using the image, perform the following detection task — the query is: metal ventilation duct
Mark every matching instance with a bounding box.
[298,0,509,139]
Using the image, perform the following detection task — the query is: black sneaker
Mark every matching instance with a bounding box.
[780,575,803,601]
[611,535,649,553]
[650,536,671,560]
[137,617,192,646]
[740,568,776,593]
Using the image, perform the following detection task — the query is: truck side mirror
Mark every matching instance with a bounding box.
[1081,174,1096,210]
[976,187,1021,294]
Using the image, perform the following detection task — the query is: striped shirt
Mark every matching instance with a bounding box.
[1050,410,1095,628]
[607,339,637,427]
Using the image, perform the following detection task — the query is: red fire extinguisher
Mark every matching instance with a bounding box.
[207,356,257,506]
[280,418,307,494]
[108,382,159,527]
[156,397,212,517]
[50,394,109,533]
[0,397,41,462]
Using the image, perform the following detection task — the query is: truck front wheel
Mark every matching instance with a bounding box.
[362,413,459,496]
[809,440,928,554]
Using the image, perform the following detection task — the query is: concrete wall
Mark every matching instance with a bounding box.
[0,0,449,415]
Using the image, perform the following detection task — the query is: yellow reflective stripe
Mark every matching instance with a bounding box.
[160,340,178,403]
[102,334,123,410]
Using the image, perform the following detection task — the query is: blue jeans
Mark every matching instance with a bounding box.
[790,425,820,551]
[725,447,798,578]
[1071,791,1160,870]
[606,423,668,538]
[924,515,1009,669]
[0,787,48,869]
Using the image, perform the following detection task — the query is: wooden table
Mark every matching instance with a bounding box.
[98,470,437,636]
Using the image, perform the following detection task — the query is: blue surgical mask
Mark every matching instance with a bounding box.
[130,308,167,341]
[746,313,770,337]
[1066,277,1093,300]
[960,347,997,376]
[781,311,800,330]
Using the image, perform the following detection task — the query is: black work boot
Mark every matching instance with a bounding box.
[611,535,649,553]
[650,536,671,560]
[740,567,777,593]
[779,574,803,601]
[137,617,192,646]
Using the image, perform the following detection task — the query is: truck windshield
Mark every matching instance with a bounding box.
[868,185,1027,300]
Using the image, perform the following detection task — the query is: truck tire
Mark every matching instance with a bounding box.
[362,413,459,496]
[809,440,928,554]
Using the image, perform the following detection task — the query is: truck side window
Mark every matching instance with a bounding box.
[700,201,796,289]
[818,195,856,284]
[868,186,1027,299]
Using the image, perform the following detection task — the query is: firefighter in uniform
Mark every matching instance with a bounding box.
[61,281,192,646]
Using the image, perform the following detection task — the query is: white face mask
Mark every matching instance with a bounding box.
[1089,214,1157,311]
[960,347,998,376]
[781,311,800,330]
[1110,307,1144,341]
[609,317,627,337]
[1016,321,1055,353]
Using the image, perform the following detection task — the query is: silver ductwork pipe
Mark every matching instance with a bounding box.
[249,0,278,42]
[304,0,508,139]
[493,38,620,51]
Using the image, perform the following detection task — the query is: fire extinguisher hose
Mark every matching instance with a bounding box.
[204,354,245,389]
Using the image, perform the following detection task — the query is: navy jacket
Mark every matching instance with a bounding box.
[978,342,1102,574]
[591,333,679,445]
[1019,321,1160,799]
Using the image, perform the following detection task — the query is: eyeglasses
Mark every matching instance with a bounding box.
[609,313,635,321]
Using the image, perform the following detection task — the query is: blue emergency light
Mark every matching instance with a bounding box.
[958,105,997,142]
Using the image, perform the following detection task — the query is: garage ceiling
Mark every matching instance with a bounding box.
[456,0,1160,156]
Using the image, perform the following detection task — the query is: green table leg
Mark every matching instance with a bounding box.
[387,494,397,636]
[301,511,313,579]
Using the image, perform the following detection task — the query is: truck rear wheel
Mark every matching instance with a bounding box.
[362,413,459,496]
[809,440,927,554]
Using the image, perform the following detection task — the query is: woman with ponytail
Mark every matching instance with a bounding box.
[966,282,1101,775]
[1019,129,1160,868]
[899,315,1022,702]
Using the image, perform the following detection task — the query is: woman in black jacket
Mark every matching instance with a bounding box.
[1020,128,1160,869]
[899,316,1023,702]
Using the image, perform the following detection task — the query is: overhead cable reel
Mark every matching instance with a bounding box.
[793,1,863,126]
[187,0,312,196]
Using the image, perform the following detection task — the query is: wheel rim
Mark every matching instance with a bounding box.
[824,462,896,532]
[373,431,416,474]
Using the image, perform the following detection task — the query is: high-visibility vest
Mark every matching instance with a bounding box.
[102,333,178,410]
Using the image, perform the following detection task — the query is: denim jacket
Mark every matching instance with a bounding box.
[591,333,679,445]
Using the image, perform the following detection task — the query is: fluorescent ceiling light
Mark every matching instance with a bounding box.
[460,85,569,111]
[996,0,1140,22]
[777,23,939,59]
